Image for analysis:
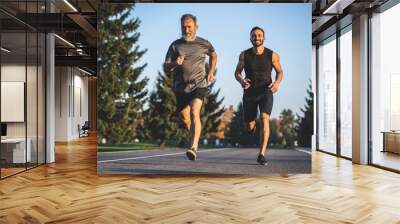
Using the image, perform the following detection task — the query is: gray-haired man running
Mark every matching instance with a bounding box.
[164,14,217,161]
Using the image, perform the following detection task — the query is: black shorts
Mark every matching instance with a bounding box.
[242,89,273,122]
[175,87,208,113]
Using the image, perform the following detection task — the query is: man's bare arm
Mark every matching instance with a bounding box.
[269,52,283,93]
[272,52,283,84]
[207,52,217,81]
[235,52,245,83]
[235,52,251,89]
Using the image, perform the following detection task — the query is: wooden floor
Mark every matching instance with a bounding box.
[1,135,400,223]
[1,167,26,178]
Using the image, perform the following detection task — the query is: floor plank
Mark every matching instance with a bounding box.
[0,135,399,223]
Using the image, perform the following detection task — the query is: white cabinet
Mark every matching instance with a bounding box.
[1,138,32,163]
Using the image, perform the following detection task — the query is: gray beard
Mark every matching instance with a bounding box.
[182,34,196,42]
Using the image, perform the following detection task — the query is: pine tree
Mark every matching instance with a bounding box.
[97,3,148,144]
[269,118,283,147]
[295,80,314,147]
[201,65,225,142]
[279,109,296,148]
[225,103,256,146]
[144,71,187,147]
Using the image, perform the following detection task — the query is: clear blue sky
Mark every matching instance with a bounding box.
[131,3,311,118]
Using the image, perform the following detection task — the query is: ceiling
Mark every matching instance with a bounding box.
[1,0,97,75]
[0,0,395,75]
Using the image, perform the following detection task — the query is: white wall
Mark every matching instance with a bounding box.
[1,65,42,137]
[1,64,26,81]
[55,66,70,141]
[72,72,89,138]
[55,67,89,141]
[1,63,46,164]
[1,65,26,139]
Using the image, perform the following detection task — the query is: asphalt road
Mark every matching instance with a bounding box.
[97,147,311,175]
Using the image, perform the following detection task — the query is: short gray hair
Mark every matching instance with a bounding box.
[181,14,197,25]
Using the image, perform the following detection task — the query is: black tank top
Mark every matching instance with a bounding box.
[243,47,273,93]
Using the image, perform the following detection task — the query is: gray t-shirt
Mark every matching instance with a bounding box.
[165,37,215,92]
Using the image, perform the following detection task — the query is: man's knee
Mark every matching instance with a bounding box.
[190,99,202,119]
[247,120,256,130]
[260,113,270,131]
[260,113,270,122]
[190,110,201,121]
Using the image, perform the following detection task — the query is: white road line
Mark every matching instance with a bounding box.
[295,148,312,155]
[97,148,232,163]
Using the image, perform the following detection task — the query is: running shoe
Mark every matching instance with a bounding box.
[186,148,197,161]
[257,154,268,165]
